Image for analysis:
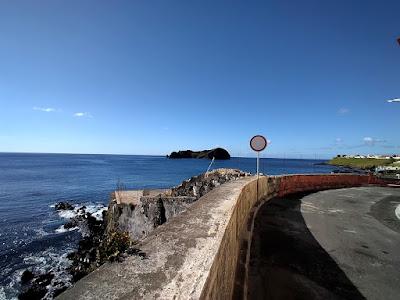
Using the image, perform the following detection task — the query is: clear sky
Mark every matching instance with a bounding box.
[0,0,399,158]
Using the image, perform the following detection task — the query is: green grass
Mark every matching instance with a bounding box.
[328,157,394,169]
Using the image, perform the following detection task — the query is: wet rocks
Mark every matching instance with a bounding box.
[64,206,138,282]
[67,213,107,281]
[18,272,54,300]
[63,219,79,230]
[17,204,111,299]
[20,270,34,284]
[55,202,73,210]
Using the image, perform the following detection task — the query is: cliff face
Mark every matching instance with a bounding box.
[106,169,249,241]
[106,195,197,241]
[168,147,230,160]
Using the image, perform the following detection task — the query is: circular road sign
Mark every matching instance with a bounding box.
[250,135,268,152]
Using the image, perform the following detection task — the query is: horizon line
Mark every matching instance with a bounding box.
[0,151,330,160]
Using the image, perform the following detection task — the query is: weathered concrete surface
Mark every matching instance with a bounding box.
[115,189,167,205]
[58,176,256,300]
[58,174,386,300]
[248,187,400,300]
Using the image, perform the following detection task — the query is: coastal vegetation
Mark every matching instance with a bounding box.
[328,157,394,169]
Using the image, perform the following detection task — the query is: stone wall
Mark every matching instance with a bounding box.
[206,174,373,300]
[277,174,382,197]
[58,174,387,300]
[202,176,285,299]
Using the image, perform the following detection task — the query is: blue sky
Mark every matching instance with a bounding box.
[0,0,399,158]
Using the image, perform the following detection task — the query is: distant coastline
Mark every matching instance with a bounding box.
[328,156,396,170]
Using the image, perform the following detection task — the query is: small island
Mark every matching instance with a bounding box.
[167,147,231,160]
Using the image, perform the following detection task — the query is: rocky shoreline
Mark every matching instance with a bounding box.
[18,201,147,300]
[330,166,369,174]
[315,161,368,174]
[17,204,105,299]
[18,168,249,299]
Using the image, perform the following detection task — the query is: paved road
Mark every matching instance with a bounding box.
[248,187,400,300]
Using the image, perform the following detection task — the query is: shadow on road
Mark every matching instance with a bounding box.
[247,193,366,300]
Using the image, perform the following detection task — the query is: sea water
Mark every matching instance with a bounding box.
[0,153,335,299]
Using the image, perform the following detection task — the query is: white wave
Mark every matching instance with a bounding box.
[57,209,78,219]
[23,254,47,266]
[91,207,108,221]
[55,225,79,234]
[4,248,74,300]
[23,247,73,270]
[55,203,107,221]
[0,287,16,300]
[21,247,74,298]
[84,203,106,213]
[33,228,50,237]
[0,287,7,300]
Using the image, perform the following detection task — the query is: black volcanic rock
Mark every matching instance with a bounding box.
[55,201,73,210]
[168,148,230,160]
[20,270,34,284]
[19,272,54,300]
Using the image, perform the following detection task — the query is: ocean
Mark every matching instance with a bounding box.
[0,153,336,299]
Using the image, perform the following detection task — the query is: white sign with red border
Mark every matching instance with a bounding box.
[250,135,268,177]
[250,135,268,152]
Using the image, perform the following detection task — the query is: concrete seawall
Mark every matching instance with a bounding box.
[58,174,383,300]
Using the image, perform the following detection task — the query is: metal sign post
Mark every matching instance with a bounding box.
[250,135,268,177]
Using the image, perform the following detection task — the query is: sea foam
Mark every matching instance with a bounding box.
[56,203,107,221]
[55,225,79,234]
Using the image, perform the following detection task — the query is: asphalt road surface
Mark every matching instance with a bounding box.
[248,187,400,300]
